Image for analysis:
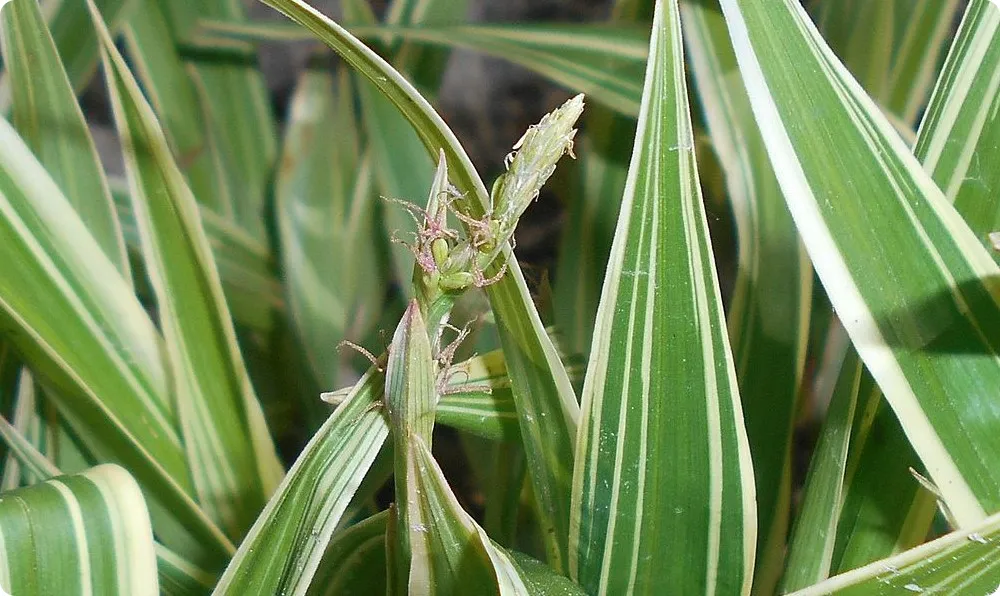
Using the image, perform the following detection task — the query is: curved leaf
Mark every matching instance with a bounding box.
[0,464,158,595]
[718,0,1000,526]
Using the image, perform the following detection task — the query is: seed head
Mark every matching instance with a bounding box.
[490,94,584,235]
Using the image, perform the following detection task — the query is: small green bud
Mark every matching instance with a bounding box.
[431,237,450,268]
[439,271,474,291]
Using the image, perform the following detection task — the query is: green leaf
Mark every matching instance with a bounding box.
[569,1,755,592]
[323,349,521,442]
[917,0,1000,261]
[0,0,130,277]
[0,372,90,489]
[212,366,389,594]
[781,353,863,591]
[199,19,646,117]
[309,511,389,596]
[814,0,962,125]
[121,0,237,219]
[277,67,381,387]
[403,434,576,595]
[827,0,1000,569]
[385,300,440,590]
[111,179,283,333]
[719,0,1000,525]
[4,0,133,94]
[0,407,61,482]
[831,388,937,574]
[791,510,1000,595]
[156,544,219,596]
[0,111,230,567]
[0,464,158,595]
[90,0,283,539]
[0,415,220,594]
[680,2,812,590]
[158,0,278,240]
[260,0,581,570]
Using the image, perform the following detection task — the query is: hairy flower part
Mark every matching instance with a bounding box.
[990,231,1000,252]
[490,94,584,239]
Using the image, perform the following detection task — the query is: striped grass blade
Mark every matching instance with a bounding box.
[311,511,389,596]
[90,0,284,539]
[199,18,646,117]
[384,301,437,589]
[277,67,382,388]
[781,353,862,591]
[110,179,283,333]
[323,349,522,442]
[0,0,132,96]
[121,0,238,220]
[212,365,389,594]
[681,2,812,590]
[718,0,1000,526]
[157,0,277,241]
[0,0,129,276]
[569,0,756,593]
[830,388,937,574]
[814,0,962,125]
[402,434,585,595]
[791,510,1000,595]
[0,464,157,595]
[0,113,231,568]
[917,0,1000,261]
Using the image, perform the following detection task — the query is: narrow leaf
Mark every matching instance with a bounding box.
[792,510,1000,595]
[718,0,1000,525]
[917,0,1000,260]
[0,464,158,595]
[212,367,389,594]
[570,0,756,592]
[90,0,283,539]
[781,353,862,591]
[0,114,230,566]
[681,2,812,590]
[0,0,129,276]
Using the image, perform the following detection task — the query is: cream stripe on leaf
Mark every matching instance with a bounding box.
[198,19,646,117]
[780,353,862,591]
[791,509,1000,595]
[718,0,1000,526]
[681,2,812,592]
[0,81,232,569]
[569,1,756,593]
[88,0,284,540]
[828,0,1000,572]
[0,0,130,278]
[0,0,131,100]
[157,0,278,242]
[309,511,390,596]
[401,435,584,595]
[322,349,523,442]
[0,416,217,592]
[122,1,239,221]
[916,0,1000,261]
[212,365,390,595]
[0,465,157,595]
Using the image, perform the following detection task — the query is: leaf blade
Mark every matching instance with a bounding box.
[569,1,756,592]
